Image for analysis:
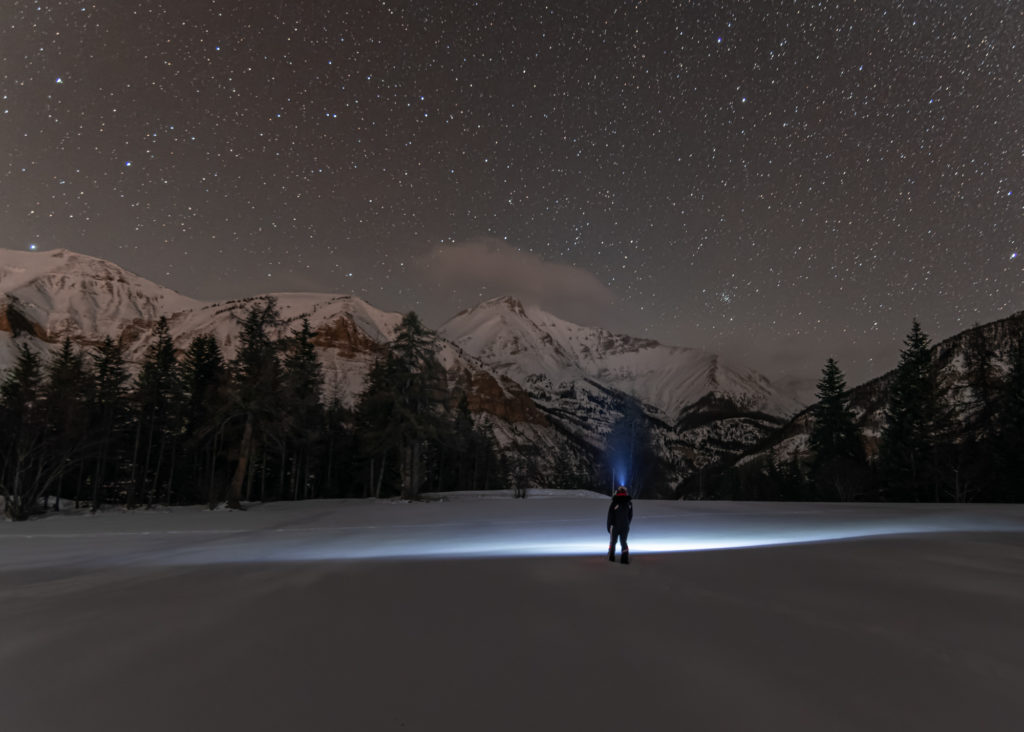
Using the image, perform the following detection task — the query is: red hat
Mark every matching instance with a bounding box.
[616,486,628,495]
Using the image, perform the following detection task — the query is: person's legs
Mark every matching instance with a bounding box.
[609,528,619,560]
[619,528,629,563]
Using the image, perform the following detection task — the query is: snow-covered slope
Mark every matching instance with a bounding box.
[0,250,399,401]
[441,296,803,421]
[0,248,201,341]
[149,293,402,403]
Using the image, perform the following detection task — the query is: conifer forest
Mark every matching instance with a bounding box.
[683,319,1024,504]
[3,301,1024,521]
[0,299,505,520]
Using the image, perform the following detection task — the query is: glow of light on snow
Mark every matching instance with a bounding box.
[5,498,1024,573]
[28,509,1005,567]
[268,518,1002,562]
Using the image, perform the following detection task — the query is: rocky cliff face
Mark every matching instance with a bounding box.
[1,301,50,340]
[312,313,385,359]
[450,368,549,426]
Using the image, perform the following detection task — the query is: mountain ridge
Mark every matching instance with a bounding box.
[689,311,1024,501]
[0,247,806,491]
[440,295,803,422]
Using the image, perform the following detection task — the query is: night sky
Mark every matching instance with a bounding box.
[2,1,1021,383]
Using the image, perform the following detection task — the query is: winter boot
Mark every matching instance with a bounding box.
[621,549,630,564]
[608,546,615,562]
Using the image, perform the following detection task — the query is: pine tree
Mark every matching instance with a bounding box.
[355,312,444,499]
[808,358,865,500]
[89,336,130,511]
[321,395,352,497]
[180,333,228,506]
[281,317,325,499]
[225,298,284,508]
[182,333,226,433]
[1,343,43,423]
[45,338,88,425]
[879,320,946,501]
[355,352,402,498]
[0,344,46,519]
[437,394,501,493]
[391,312,445,499]
[131,317,182,507]
[450,394,476,492]
[995,332,1024,501]
[42,337,90,510]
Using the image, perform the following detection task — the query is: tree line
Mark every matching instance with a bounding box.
[687,319,1024,502]
[0,299,505,520]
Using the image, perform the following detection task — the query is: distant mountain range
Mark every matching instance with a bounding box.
[0,248,808,491]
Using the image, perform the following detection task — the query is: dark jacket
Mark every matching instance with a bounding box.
[607,492,633,532]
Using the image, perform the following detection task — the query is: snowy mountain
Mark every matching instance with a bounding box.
[0,248,808,492]
[157,293,403,404]
[0,249,579,482]
[440,296,803,422]
[439,297,806,488]
[0,249,545,421]
[0,248,199,347]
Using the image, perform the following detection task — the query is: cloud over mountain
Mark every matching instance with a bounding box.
[414,238,620,328]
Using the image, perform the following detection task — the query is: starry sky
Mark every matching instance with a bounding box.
[2,1,1021,384]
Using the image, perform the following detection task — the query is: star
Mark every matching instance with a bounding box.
[0,0,1018,384]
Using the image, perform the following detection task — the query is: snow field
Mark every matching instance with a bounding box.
[2,494,1024,731]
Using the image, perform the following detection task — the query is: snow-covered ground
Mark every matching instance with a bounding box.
[3,493,1024,731]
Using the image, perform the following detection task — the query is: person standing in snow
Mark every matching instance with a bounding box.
[607,485,632,563]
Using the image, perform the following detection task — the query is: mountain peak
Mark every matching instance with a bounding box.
[1,247,160,291]
[493,295,526,313]
[470,295,528,318]
[441,297,805,420]
[0,247,203,344]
